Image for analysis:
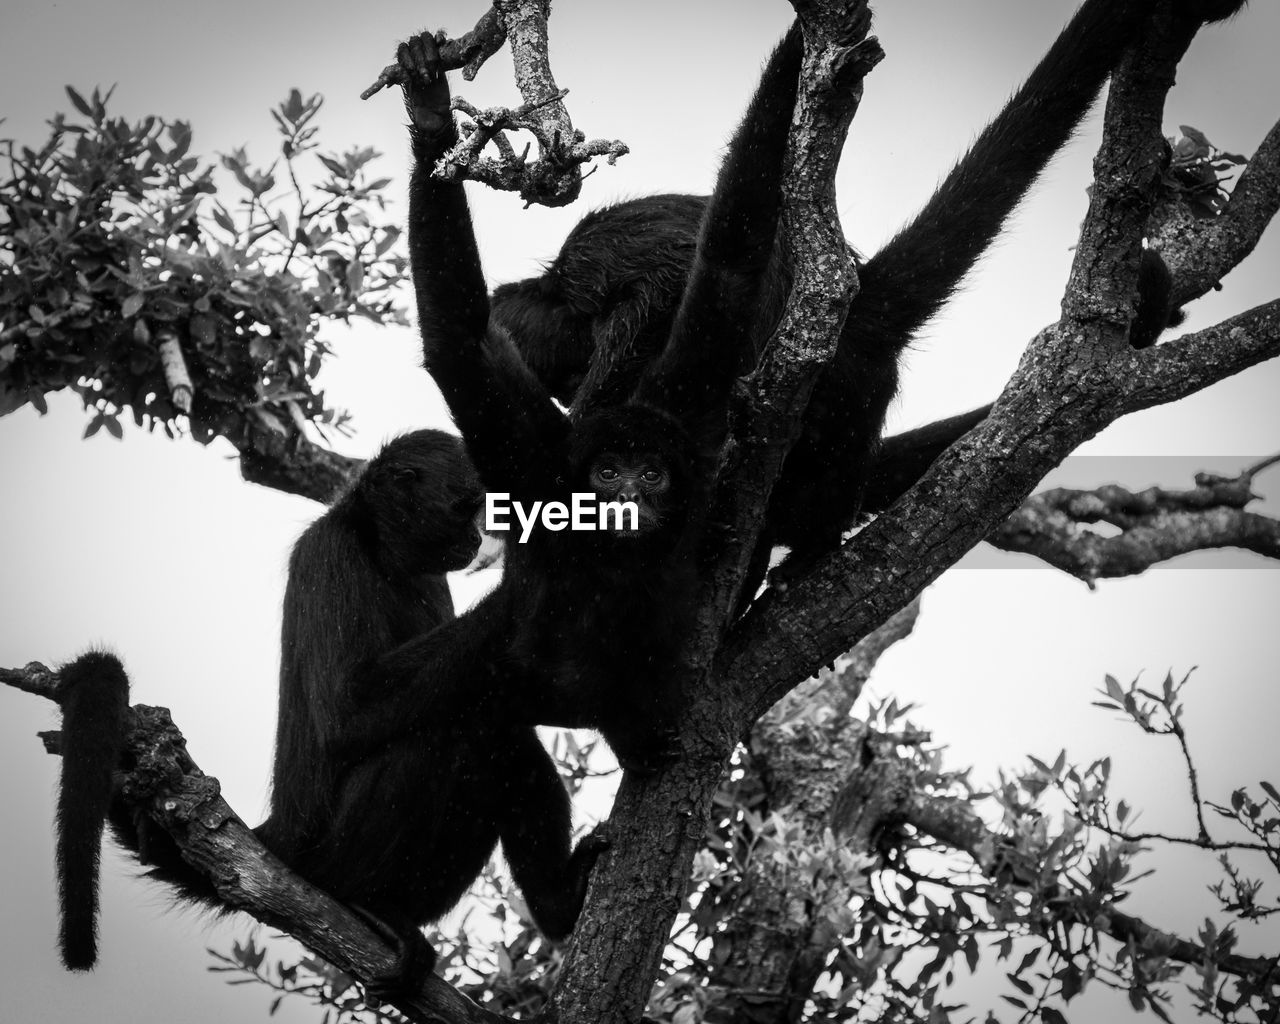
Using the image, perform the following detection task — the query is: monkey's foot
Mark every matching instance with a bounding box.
[349,904,437,1003]
[611,728,681,775]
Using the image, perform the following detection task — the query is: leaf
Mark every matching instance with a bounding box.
[65,86,93,117]
[1041,1009,1068,1024]
[317,153,347,177]
[1016,947,1042,975]
[345,260,364,295]
[1180,124,1211,148]
[374,226,401,257]
[211,204,236,234]
[189,313,217,348]
[1008,974,1035,996]
[121,293,144,319]
[1103,674,1125,702]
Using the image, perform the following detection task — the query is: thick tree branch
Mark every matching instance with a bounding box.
[1,663,513,1024]
[989,461,1280,583]
[235,430,361,504]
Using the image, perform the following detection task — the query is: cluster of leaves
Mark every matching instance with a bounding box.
[1159,125,1249,217]
[0,86,408,447]
[992,671,1280,1024]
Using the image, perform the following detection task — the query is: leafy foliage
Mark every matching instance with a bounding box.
[0,86,407,446]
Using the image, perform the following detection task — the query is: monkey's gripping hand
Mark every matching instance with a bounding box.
[398,30,455,160]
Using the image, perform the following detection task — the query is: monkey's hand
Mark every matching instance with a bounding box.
[397,31,454,153]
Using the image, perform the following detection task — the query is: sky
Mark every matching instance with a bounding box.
[1,1,1278,1022]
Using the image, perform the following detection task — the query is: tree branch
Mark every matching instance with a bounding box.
[235,430,361,504]
[1153,116,1280,308]
[361,2,628,207]
[989,461,1280,583]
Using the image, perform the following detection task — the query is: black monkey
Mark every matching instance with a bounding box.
[399,23,802,767]
[56,430,605,983]
[492,0,1243,584]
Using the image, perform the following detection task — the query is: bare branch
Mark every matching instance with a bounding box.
[0,661,59,701]
[989,464,1280,583]
[361,10,507,98]
[362,3,628,206]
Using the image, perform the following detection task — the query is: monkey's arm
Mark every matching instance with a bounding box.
[635,24,803,428]
[401,34,568,497]
[333,590,528,753]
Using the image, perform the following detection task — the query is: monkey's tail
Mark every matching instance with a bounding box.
[856,0,1152,351]
[56,650,130,971]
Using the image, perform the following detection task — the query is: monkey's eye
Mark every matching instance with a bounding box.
[596,467,619,482]
[641,469,665,484]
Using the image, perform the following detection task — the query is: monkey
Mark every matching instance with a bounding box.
[489,0,1244,587]
[54,430,606,988]
[398,21,805,768]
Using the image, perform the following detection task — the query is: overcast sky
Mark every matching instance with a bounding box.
[1,1,1278,1021]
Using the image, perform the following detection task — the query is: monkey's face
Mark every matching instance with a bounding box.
[569,405,696,553]
[363,430,485,575]
[589,453,672,536]
[417,466,485,572]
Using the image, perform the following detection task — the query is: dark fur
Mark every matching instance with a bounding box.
[403,26,801,767]
[55,650,129,970]
[493,0,1244,582]
[60,431,604,978]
